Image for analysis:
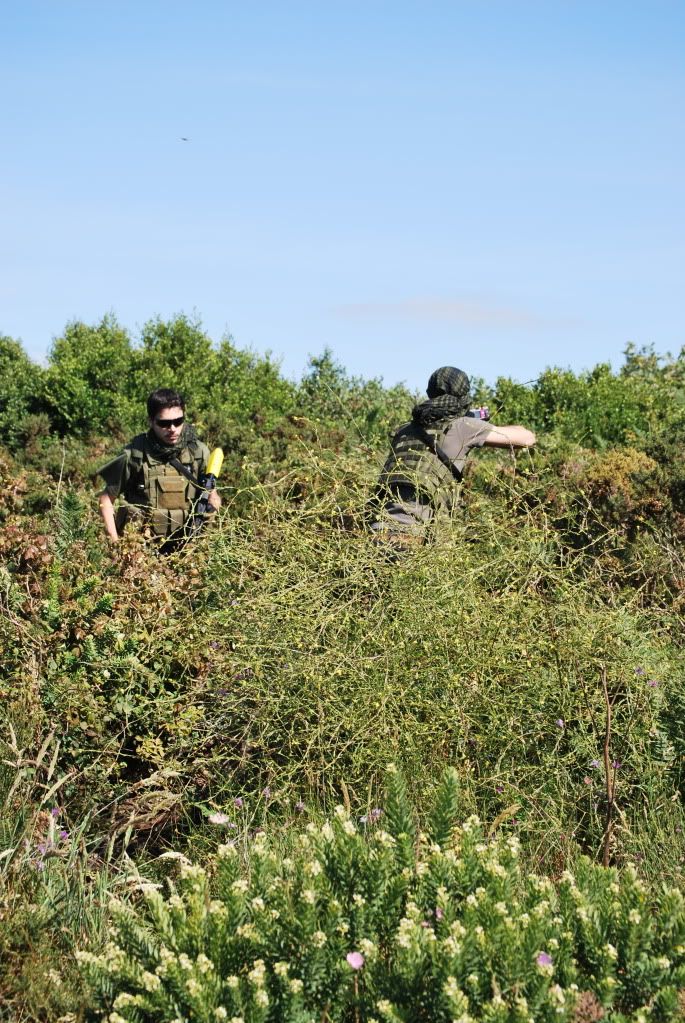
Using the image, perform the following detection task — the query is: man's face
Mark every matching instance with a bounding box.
[149,405,185,446]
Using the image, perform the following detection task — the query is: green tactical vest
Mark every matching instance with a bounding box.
[378,421,462,515]
[122,432,207,537]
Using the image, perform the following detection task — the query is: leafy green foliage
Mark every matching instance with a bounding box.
[42,315,138,435]
[79,771,685,1022]
[0,334,44,450]
[4,319,685,1020]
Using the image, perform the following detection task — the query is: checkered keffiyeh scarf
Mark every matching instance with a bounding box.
[412,367,471,427]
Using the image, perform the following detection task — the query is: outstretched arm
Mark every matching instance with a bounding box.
[482,424,536,449]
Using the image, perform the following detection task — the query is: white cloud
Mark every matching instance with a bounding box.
[333,296,578,330]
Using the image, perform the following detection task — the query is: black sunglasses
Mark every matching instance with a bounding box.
[155,415,185,428]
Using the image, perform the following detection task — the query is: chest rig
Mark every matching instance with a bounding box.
[123,433,206,537]
[379,421,462,515]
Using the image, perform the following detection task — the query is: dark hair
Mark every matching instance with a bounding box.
[147,388,186,419]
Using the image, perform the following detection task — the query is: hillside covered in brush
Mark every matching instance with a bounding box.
[2,315,685,1021]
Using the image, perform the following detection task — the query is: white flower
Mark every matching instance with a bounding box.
[141,971,161,992]
[274,961,289,977]
[186,977,202,996]
[321,822,334,841]
[342,819,356,836]
[226,975,240,988]
[197,954,213,974]
[657,956,671,969]
[214,1010,228,1021]
[231,879,249,894]
[254,989,269,1008]
[605,943,618,960]
[312,930,328,947]
[353,893,366,906]
[289,977,304,994]
[629,909,641,924]
[248,959,266,985]
[113,994,136,1008]
[306,859,322,876]
[302,888,317,904]
[359,938,376,956]
[250,897,265,912]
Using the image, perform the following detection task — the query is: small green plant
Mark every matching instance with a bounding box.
[79,767,685,1022]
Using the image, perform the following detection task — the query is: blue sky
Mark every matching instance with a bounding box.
[3,1,683,391]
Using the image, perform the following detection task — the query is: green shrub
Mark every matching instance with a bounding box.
[0,335,43,451]
[42,315,138,435]
[78,767,685,1022]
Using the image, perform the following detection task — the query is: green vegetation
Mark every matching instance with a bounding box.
[1,316,685,1020]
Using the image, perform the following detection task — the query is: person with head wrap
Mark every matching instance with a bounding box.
[96,387,221,547]
[370,366,535,542]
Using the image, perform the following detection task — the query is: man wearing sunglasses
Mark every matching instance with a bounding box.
[97,388,221,546]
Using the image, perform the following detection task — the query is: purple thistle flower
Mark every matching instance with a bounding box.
[589,759,601,769]
[496,784,504,794]
[369,808,383,823]
[435,907,444,921]
[346,951,364,970]
[555,718,565,729]
[635,667,646,676]
[295,800,306,813]
[234,797,244,809]
[50,807,60,818]
[262,787,272,800]
[536,952,553,967]
[59,829,69,841]
[612,760,622,769]
[647,679,660,688]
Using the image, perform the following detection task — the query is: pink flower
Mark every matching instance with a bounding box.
[536,952,553,967]
[346,951,365,970]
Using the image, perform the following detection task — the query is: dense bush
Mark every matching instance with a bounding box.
[78,767,685,1022]
[0,334,44,450]
[41,315,139,435]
